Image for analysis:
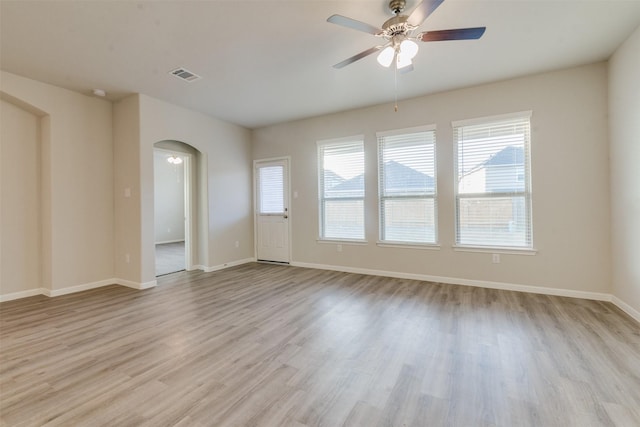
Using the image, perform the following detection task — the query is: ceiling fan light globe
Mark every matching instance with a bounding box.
[400,39,419,59]
[167,155,183,165]
[377,46,395,67]
[396,52,413,69]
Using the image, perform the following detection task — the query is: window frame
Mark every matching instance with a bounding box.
[317,136,366,243]
[377,124,439,246]
[452,111,534,251]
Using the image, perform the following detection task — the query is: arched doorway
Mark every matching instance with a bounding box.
[153,140,201,276]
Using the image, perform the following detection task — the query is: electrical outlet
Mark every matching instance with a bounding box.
[125,253,130,263]
[337,244,342,252]
[492,254,500,264]
[235,241,239,248]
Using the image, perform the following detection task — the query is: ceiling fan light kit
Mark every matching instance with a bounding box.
[328,0,486,72]
[377,46,396,67]
[167,155,183,165]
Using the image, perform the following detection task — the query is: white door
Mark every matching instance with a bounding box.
[255,159,290,263]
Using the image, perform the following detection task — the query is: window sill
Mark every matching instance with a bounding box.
[317,239,368,246]
[452,245,537,255]
[377,242,441,250]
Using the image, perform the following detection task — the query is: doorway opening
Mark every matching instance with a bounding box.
[154,147,193,276]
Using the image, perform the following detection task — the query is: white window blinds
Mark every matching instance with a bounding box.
[453,113,533,248]
[258,165,284,214]
[318,139,365,240]
[378,127,437,244]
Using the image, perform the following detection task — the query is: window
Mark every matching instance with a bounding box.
[378,126,437,244]
[453,112,532,248]
[258,165,284,214]
[318,138,365,240]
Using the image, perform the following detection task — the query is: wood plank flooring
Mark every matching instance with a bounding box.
[155,242,186,276]
[1,263,639,427]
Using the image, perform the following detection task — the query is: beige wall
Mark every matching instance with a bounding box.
[609,25,640,315]
[113,95,142,284]
[252,63,611,294]
[0,77,252,294]
[0,71,114,293]
[113,94,253,285]
[0,99,41,295]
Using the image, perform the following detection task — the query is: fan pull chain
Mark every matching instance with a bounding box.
[394,63,398,112]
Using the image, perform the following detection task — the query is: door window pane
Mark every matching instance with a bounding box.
[259,166,284,214]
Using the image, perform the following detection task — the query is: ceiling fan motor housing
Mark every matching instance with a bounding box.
[388,0,406,14]
[381,15,413,38]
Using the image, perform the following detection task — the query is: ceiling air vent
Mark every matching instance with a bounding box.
[169,67,201,82]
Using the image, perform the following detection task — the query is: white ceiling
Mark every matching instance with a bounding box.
[1,0,639,129]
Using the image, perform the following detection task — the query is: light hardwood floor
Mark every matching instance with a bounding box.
[1,263,639,426]
[155,242,186,276]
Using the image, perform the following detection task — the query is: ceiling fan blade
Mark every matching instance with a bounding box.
[327,14,382,36]
[333,45,383,69]
[406,0,445,27]
[418,27,486,42]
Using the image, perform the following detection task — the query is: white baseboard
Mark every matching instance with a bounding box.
[203,257,256,273]
[115,278,157,290]
[0,288,47,302]
[0,277,157,302]
[45,279,119,297]
[2,261,637,325]
[155,239,185,245]
[0,258,254,302]
[611,296,640,323]
[290,261,612,302]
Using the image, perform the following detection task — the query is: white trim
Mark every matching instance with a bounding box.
[451,110,533,128]
[377,242,441,250]
[376,124,436,138]
[0,278,157,302]
[1,265,635,325]
[453,245,538,255]
[252,155,292,163]
[0,288,46,302]
[155,239,185,245]
[115,278,157,290]
[203,257,256,273]
[317,239,368,246]
[47,279,121,297]
[611,296,640,323]
[290,261,611,302]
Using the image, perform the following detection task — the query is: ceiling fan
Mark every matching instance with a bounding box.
[328,0,486,72]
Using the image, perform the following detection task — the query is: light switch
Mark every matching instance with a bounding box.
[124,188,131,198]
